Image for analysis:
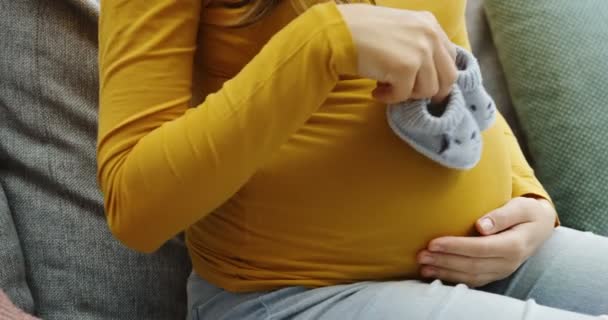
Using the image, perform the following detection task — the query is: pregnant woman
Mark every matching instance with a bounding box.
[97,0,608,318]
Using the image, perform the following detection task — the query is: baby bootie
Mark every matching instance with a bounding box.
[455,46,497,131]
[387,85,482,170]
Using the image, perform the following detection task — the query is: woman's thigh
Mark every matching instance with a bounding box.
[187,273,598,320]
[480,227,608,316]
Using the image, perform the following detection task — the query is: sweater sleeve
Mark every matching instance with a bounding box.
[501,117,560,225]
[500,118,550,200]
[97,1,358,253]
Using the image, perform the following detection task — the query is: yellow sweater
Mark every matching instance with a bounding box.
[98,0,550,292]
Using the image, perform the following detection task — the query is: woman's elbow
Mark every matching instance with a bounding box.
[105,195,162,253]
[97,150,162,253]
[97,146,186,254]
[99,165,163,253]
[104,197,164,254]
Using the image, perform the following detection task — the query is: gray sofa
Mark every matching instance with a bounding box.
[0,0,523,319]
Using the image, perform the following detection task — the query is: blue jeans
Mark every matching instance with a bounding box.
[187,227,608,319]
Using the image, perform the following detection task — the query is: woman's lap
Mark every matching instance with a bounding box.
[188,227,608,320]
[479,227,608,315]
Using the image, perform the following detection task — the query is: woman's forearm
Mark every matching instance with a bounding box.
[97,1,357,252]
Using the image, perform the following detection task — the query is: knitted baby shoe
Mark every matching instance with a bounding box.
[455,46,497,131]
[387,85,482,170]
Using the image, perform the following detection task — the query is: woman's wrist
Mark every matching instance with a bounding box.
[521,195,560,228]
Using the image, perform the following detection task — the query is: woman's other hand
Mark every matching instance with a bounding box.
[337,4,457,104]
[417,197,557,287]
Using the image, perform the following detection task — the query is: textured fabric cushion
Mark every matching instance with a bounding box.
[485,0,608,234]
[0,1,191,319]
[0,183,34,313]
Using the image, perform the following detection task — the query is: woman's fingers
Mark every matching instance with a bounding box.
[421,197,557,288]
[476,197,542,236]
[428,229,525,258]
[338,5,456,103]
[411,55,440,100]
[439,29,457,60]
[371,81,392,101]
[374,68,417,104]
[418,250,507,276]
[431,44,458,104]
[420,265,502,288]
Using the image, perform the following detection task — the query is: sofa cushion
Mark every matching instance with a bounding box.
[485,0,608,234]
[465,0,524,146]
[0,182,34,313]
[0,1,191,319]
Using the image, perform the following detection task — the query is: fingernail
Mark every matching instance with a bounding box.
[479,217,494,232]
[430,243,443,252]
[422,268,437,278]
[419,254,434,264]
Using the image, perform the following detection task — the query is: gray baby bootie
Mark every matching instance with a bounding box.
[386,46,496,170]
[387,85,482,170]
[455,46,496,131]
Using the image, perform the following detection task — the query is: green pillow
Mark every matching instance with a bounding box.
[484,0,608,234]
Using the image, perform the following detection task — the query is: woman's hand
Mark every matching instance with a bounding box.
[337,4,457,104]
[417,197,557,287]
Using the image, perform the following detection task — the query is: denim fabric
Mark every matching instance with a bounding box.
[188,227,608,319]
[0,1,191,319]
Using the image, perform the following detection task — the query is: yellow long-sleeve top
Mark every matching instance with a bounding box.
[98,0,551,292]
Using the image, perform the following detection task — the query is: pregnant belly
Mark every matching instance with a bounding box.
[192,82,513,286]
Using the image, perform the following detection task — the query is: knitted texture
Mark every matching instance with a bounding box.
[455,47,483,92]
[387,46,495,170]
[485,0,608,235]
[387,86,482,170]
[387,95,464,136]
[455,46,497,130]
